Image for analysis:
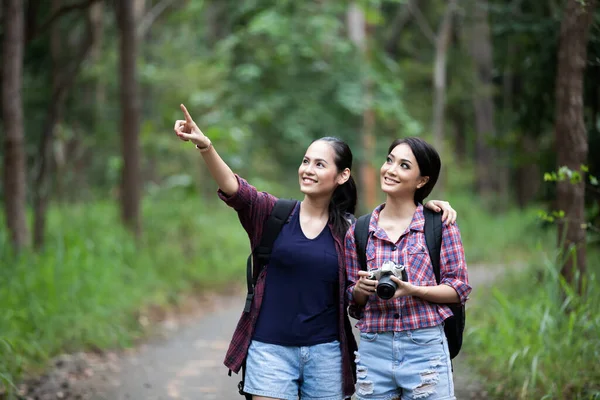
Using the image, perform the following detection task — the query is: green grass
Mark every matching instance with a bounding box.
[0,190,248,394]
[443,192,554,264]
[465,250,600,399]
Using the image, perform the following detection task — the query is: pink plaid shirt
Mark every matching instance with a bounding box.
[345,203,471,333]
[218,175,357,398]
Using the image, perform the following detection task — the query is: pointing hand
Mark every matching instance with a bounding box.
[173,104,210,148]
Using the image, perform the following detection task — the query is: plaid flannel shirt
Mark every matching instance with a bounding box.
[345,203,471,333]
[218,175,357,398]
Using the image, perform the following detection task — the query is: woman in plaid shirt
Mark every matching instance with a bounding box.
[345,137,471,400]
[174,105,457,400]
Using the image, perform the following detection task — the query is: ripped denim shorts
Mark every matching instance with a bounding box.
[354,325,455,400]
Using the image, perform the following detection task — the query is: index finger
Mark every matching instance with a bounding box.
[180,104,194,123]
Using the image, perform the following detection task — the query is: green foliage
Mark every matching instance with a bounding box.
[441,191,554,264]
[543,165,598,186]
[539,166,599,235]
[466,253,600,399]
[0,192,248,393]
[213,0,419,171]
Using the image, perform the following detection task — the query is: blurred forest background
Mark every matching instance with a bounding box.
[1,0,599,398]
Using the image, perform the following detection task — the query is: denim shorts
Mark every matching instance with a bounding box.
[244,339,344,400]
[355,325,455,400]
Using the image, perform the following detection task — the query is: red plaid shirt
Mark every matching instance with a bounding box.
[218,175,357,398]
[345,203,471,333]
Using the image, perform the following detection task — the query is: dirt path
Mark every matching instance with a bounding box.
[24,264,501,400]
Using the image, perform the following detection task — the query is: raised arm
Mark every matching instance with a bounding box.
[173,104,239,196]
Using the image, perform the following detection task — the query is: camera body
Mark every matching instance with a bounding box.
[368,260,408,300]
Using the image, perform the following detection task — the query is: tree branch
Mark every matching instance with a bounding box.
[137,0,178,39]
[384,0,418,56]
[28,0,102,43]
[409,2,436,46]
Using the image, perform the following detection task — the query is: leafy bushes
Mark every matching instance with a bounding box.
[466,253,600,399]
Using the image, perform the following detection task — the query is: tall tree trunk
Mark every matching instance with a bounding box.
[33,1,95,249]
[117,0,142,237]
[554,0,597,292]
[348,3,377,211]
[515,136,541,208]
[134,0,147,22]
[431,0,455,194]
[25,0,41,42]
[451,110,467,165]
[2,0,29,251]
[468,1,504,205]
[33,0,63,249]
[89,1,105,123]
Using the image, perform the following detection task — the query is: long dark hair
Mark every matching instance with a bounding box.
[387,137,441,205]
[314,137,357,239]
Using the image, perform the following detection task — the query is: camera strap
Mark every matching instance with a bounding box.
[244,198,297,313]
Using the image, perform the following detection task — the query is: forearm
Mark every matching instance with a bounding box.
[411,283,460,304]
[200,146,239,196]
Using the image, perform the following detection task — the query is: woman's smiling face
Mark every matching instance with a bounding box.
[380,143,428,197]
[298,140,343,197]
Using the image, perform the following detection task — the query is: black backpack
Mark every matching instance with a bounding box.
[236,198,297,399]
[353,207,465,359]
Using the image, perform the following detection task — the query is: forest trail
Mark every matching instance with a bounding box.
[26,264,503,400]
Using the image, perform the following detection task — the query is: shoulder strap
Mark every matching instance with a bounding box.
[254,199,297,270]
[423,207,443,283]
[354,214,371,271]
[244,198,296,312]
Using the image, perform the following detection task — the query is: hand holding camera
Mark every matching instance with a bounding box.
[367,260,409,300]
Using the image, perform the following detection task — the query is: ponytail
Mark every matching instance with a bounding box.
[329,175,357,239]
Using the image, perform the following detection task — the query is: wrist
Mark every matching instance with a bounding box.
[353,287,368,305]
[195,139,212,153]
[411,284,426,298]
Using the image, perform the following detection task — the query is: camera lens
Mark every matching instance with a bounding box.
[376,275,397,300]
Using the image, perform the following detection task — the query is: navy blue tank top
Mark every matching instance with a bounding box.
[252,205,339,346]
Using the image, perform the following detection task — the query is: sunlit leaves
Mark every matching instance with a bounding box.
[543,165,596,185]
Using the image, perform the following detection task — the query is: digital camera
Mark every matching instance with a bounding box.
[368,260,408,300]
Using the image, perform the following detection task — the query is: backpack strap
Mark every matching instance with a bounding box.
[244,198,296,313]
[424,207,465,361]
[354,214,371,271]
[423,207,443,283]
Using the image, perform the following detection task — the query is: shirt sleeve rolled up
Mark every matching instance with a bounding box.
[439,223,471,304]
